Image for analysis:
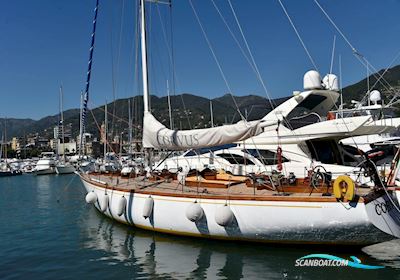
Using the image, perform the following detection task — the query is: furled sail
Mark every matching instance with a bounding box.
[143,112,275,150]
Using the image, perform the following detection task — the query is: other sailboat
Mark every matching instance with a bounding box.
[56,85,76,175]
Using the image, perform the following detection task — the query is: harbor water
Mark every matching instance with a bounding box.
[1,174,400,280]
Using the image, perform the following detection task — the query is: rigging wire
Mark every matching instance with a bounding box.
[210,0,257,77]
[227,0,276,110]
[156,3,192,129]
[210,0,318,171]
[275,0,368,153]
[88,104,119,157]
[210,0,293,169]
[188,0,245,121]
[277,0,319,73]
[378,48,400,106]
[107,0,125,141]
[270,0,373,170]
[329,35,336,74]
[313,0,395,96]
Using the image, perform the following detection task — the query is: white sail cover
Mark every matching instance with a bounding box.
[143,112,275,150]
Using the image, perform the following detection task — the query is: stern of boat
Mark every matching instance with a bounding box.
[365,189,400,239]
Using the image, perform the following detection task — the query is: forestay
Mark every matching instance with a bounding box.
[143,112,274,150]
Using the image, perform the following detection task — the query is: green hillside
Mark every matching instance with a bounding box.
[2,64,400,141]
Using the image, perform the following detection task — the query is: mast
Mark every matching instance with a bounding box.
[60,85,66,162]
[339,55,343,117]
[367,62,370,106]
[104,101,108,160]
[3,118,7,165]
[140,0,150,113]
[0,133,3,162]
[140,0,153,170]
[79,91,84,157]
[128,98,133,154]
[209,100,214,128]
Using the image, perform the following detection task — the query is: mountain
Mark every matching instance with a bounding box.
[2,64,400,140]
[342,65,400,105]
[0,93,288,141]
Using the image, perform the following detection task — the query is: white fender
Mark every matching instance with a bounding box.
[143,196,154,219]
[99,193,109,212]
[185,202,204,222]
[85,191,97,204]
[117,196,127,216]
[215,204,234,227]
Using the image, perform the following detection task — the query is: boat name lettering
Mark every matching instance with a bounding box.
[157,134,200,147]
[375,201,393,216]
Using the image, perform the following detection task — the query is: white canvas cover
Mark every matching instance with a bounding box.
[143,112,274,150]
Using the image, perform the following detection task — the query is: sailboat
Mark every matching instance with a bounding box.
[55,85,76,175]
[78,0,400,245]
[0,120,22,177]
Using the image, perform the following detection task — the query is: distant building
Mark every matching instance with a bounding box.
[54,123,72,142]
[37,137,49,148]
[57,141,77,155]
[11,137,20,151]
[50,139,58,150]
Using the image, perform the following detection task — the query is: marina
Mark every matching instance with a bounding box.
[2,0,400,278]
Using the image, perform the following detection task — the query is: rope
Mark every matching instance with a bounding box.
[56,174,77,202]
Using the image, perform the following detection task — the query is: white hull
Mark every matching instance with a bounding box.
[80,176,397,245]
[34,167,55,175]
[55,165,76,174]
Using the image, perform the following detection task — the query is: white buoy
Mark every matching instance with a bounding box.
[117,196,127,216]
[215,204,234,227]
[185,202,204,222]
[99,193,109,212]
[85,191,97,204]
[143,196,154,219]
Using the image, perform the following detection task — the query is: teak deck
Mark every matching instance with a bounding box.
[82,173,372,203]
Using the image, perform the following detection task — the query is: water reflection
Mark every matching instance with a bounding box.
[81,209,400,279]
[36,175,51,210]
[363,239,400,269]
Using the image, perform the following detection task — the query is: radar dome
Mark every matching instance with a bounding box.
[370,90,381,104]
[322,74,339,91]
[303,70,322,90]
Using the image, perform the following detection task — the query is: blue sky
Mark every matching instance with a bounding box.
[1,0,400,119]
